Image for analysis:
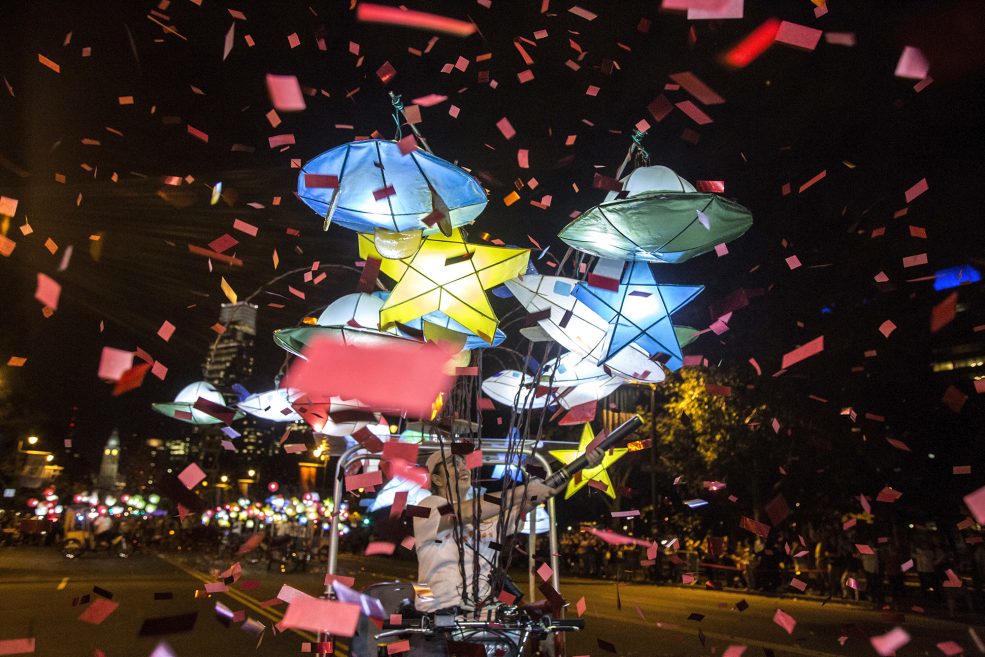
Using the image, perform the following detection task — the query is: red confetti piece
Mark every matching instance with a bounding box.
[356,3,476,37]
[304,174,339,188]
[186,124,209,143]
[372,185,396,201]
[723,18,780,68]
[38,53,60,73]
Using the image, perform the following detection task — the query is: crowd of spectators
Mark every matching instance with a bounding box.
[555,526,985,616]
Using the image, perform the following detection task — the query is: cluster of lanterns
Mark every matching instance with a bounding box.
[25,489,163,522]
[200,493,362,534]
[152,130,752,498]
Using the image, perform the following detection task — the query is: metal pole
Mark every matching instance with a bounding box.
[649,384,658,528]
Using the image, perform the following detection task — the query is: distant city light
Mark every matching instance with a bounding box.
[933,264,981,291]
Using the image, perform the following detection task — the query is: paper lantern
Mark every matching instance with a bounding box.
[152,381,243,425]
[548,424,628,499]
[480,370,546,409]
[273,292,418,359]
[540,352,625,409]
[399,310,507,351]
[358,228,529,344]
[236,387,303,422]
[558,165,753,263]
[291,394,378,436]
[297,139,487,234]
[572,261,702,371]
[504,274,678,381]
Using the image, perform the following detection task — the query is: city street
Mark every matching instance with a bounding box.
[0,546,980,657]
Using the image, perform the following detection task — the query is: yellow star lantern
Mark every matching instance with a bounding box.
[549,423,628,499]
[358,228,529,344]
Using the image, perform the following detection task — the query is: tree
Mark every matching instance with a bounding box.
[642,367,788,524]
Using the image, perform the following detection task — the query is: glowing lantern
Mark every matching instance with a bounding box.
[152,381,243,425]
[273,292,418,359]
[572,261,702,371]
[358,228,529,344]
[548,424,628,499]
[296,139,487,235]
[558,165,753,263]
[290,394,378,436]
[237,387,303,422]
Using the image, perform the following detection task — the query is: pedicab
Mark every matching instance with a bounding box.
[318,415,643,657]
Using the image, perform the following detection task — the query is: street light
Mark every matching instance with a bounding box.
[27,436,39,446]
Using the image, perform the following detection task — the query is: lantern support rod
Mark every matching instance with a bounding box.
[390,91,434,154]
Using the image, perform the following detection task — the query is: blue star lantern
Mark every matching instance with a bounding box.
[572,261,703,371]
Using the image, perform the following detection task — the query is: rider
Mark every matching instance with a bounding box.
[409,447,602,655]
[92,513,120,546]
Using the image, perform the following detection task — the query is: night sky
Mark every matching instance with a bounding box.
[1,0,984,483]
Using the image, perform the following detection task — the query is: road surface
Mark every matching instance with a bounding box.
[0,546,980,657]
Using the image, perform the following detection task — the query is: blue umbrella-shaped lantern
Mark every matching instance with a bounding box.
[297,139,488,250]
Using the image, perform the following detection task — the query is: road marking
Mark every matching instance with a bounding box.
[156,553,318,643]
[57,577,68,590]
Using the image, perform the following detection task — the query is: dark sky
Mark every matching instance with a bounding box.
[1,0,984,475]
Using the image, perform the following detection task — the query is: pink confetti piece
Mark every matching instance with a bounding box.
[675,100,713,125]
[785,255,801,270]
[871,627,911,656]
[287,33,300,49]
[669,71,725,105]
[895,46,930,80]
[0,638,35,656]
[78,597,119,624]
[178,462,207,489]
[879,320,897,338]
[0,195,18,216]
[98,347,134,381]
[772,608,796,635]
[774,21,822,51]
[412,94,448,107]
[685,0,744,20]
[937,641,965,656]
[265,74,306,111]
[365,541,396,556]
[281,598,361,636]
[157,321,176,342]
[232,219,258,237]
[268,134,296,148]
[722,647,747,657]
[35,272,61,310]
[905,177,929,203]
[964,485,985,524]
[346,470,383,492]
[575,596,586,616]
[536,562,553,581]
[568,5,597,20]
[496,116,516,140]
[902,253,928,268]
[780,336,824,369]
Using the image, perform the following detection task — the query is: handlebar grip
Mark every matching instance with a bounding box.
[550,619,585,630]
